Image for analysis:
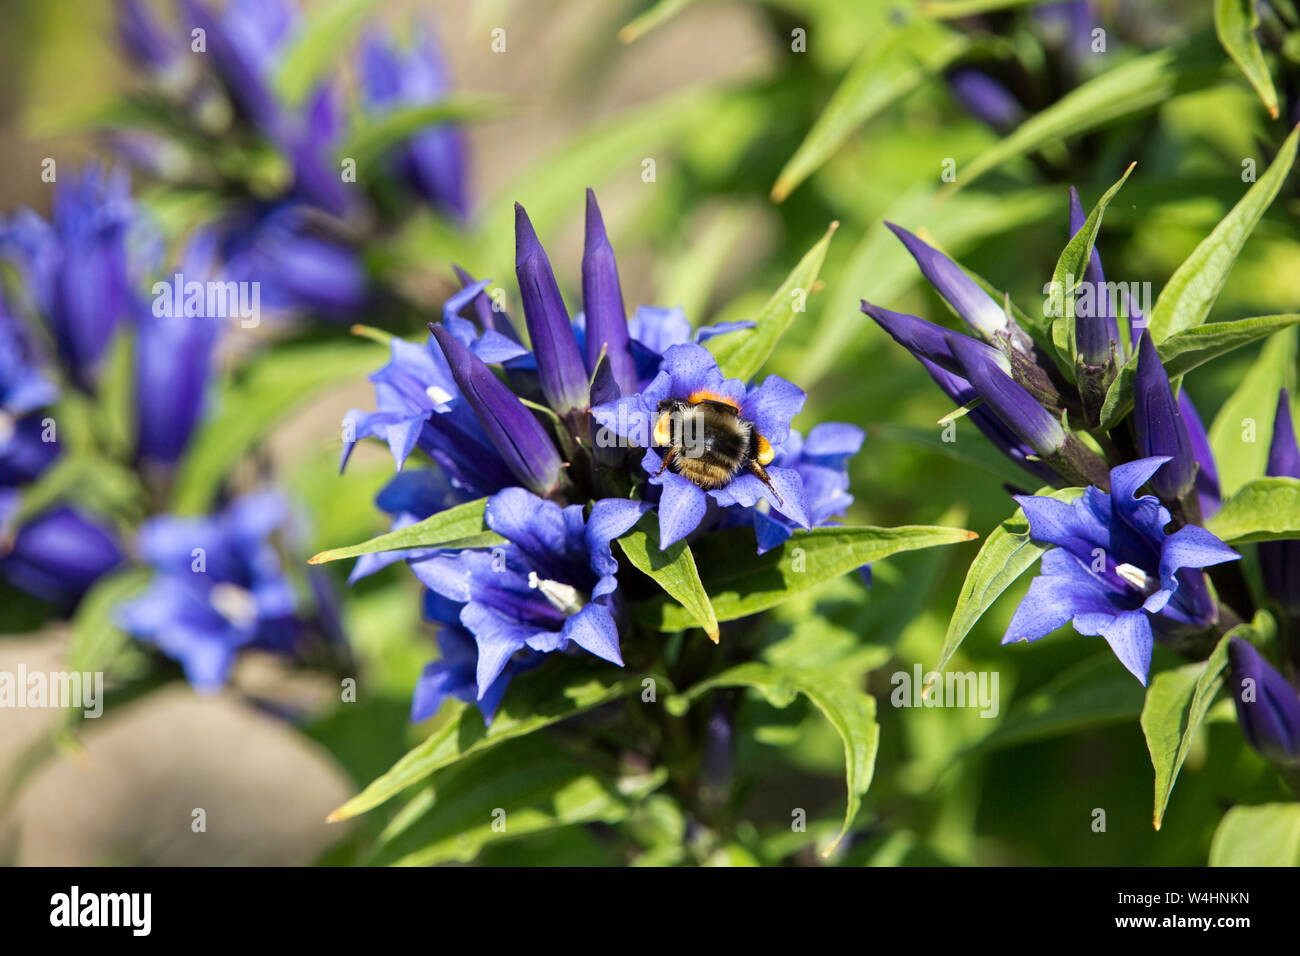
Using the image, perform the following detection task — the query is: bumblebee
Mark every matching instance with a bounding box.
[651,392,783,504]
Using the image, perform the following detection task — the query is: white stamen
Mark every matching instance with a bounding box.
[0,411,14,447]
[209,582,259,629]
[426,385,454,406]
[527,571,584,615]
[1115,562,1154,594]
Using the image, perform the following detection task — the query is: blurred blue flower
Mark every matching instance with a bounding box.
[1004,457,1240,684]
[592,342,811,549]
[946,68,1025,132]
[409,487,648,704]
[0,296,59,485]
[118,491,300,689]
[2,165,145,388]
[2,506,125,607]
[360,25,469,218]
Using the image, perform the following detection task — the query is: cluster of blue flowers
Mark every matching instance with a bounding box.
[345,191,865,722]
[866,189,1300,768]
[0,0,475,690]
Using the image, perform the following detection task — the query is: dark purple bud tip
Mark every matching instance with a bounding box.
[948,331,1066,457]
[1134,333,1196,501]
[514,202,589,413]
[582,189,635,396]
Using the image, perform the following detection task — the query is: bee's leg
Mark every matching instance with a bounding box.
[748,460,784,506]
[655,446,679,477]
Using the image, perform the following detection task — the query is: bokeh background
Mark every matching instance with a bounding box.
[1,0,1297,865]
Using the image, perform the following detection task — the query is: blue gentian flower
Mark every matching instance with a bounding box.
[591,342,811,549]
[1134,333,1198,502]
[2,165,145,388]
[348,468,472,584]
[0,296,59,485]
[1179,389,1221,519]
[118,491,300,689]
[1004,457,1240,684]
[946,68,1026,132]
[2,506,125,607]
[410,592,544,724]
[1067,186,1120,367]
[408,487,648,703]
[359,25,469,218]
[1227,636,1300,767]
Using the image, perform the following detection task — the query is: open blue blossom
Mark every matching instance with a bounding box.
[408,487,648,702]
[592,342,810,549]
[2,165,145,388]
[0,297,60,485]
[1004,457,1240,684]
[118,491,300,690]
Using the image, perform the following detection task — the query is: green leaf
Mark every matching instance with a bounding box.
[367,737,626,866]
[1207,477,1300,543]
[634,524,976,630]
[1148,123,1300,341]
[1214,0,1280,119]
[1098,313,1300,429]
[1208,325,1297,497]
[327,661,665,821]
[667,662,878,855]
[703,222,837,382]
[338,99,506,173]
[1141,630,1234,830]
[956,37,1222,189]
[919,0,1058,16]
[171,340,380,515]
[618,0,695,44]
[937,488,1084,673]
[1049,165,1136,365]
[617,517,718,642]
[1209,803,1300,865]
[65,568,152,676]
[309,497,504,565]
[273,0,383,105]
[771,18,968,202]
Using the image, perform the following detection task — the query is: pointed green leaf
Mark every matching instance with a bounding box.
[634,524,977,630]
[1208,326,1297,497]
[618,0,695,44]
[1206,477,1300,543]
[327,662,666,821]
[617,517,718,641]
[1148,124,1299,342]
[667,662,878,855]
[1141,630,1234,830]
[1214,0,1280,119]
[703,222,837,382]
[1209,803,1300,865]
[309,497,503,564]
[771,19,968,202]
[937,488,1083,673]
[1098,313,1300,429]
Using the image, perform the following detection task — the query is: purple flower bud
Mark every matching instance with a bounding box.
[116,0,178,73]
[1068,187,1120,366]
[514,203,589,414]
[428,323,563,496]
[1133,333,1196,501]
[884,223,1010,339]
[860,301,1009,379]
[134,311,219,466]
[1262,389,1300,612]
[582,190,636,397]
[452,265,522,344]
[1227,636,1300,767]
[1,507,124,606]
[948,332,1066,457]
[946,68,1025,131]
